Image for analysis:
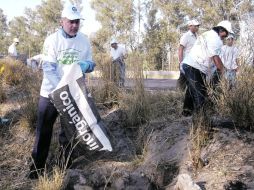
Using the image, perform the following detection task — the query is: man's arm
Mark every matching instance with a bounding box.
[178,45,184,64]
[212,55,224,73]
[42,61,61,87]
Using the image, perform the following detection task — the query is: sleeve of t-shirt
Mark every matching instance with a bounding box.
[41,36,60,85]
[43,36,57,63]
[86,41,93,61]
[180,33,188,47]
[206,37,222,57]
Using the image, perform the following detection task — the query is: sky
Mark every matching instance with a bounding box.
[0,0,101,36]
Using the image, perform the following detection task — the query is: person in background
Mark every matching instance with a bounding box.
[8,38,19,58]
[181,20,234,116]
[219,34,239,88]
[28,3,95,179]
[27,54,43,71]
[178,19,200,116]
[110,39,127,87]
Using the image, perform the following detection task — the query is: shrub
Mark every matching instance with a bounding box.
[190,111,212,171]
[34,167,65,190]
[0,58,27,86]
[209,64,254,128]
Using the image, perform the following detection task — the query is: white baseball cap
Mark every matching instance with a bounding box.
[13,38,19,43]
[188,19,200,26]
[226,34,235,40]
[61,4,83,20]
[110,38,118,44]
[217,20,234,34]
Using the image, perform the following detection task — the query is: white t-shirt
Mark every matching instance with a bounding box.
[40,29,93,97]
[220,45,238,70]
[110,44,126,60]
[183,30,223,74]
[180,30,197,59]
[8,43,18,57]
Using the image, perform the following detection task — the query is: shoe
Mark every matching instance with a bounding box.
[27,170,39,180]
[0,118,10,126]
[182,109,192,117]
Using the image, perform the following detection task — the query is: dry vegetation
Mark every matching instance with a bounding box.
[1,54,254,189]
[209,63,254,128]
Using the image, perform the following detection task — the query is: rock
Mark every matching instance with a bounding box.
[112,173,155,190]
[223,180,247,190]
[173,174,201,190]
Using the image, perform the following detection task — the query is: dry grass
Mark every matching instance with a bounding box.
[209,64,254,128]
[0,58,43,189]
[89,53,120,107]
[0,58,27,86]
[119,52,151,126]
[148,91,182,121]
[0,81,6,103]
[189,111,212,171]
[19,96,38,129]
[33,167,65,190]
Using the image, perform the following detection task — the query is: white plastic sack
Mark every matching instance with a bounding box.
[49,64,112,152]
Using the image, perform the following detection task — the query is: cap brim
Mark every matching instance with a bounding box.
[64,16,84,20]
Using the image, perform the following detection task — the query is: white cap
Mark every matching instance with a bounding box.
[61,4,83,20]
[226,34,235,40]
[13,38,19,43]
[217,20,234,34]
[110,38,118,44]
[188,19,200,26]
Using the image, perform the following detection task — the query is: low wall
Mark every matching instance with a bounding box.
[89,70,180,80]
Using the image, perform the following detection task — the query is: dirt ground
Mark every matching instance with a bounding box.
[0,78,254,190]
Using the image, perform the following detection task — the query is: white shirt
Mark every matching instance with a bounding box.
[220,45,238,70]
[31,54,43,62]
[183,30,223,74]
[40,29,93,97]
[110,44,126,60]
[180,30,197,59]
[8,43,18,57]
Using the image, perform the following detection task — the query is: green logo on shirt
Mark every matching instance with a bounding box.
[58,49,80,65]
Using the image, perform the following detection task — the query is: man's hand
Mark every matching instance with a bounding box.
[78,61,95,73]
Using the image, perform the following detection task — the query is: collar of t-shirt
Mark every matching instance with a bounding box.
[188,30,197,38]
[60,28,77,38]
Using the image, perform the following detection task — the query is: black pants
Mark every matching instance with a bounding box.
[182,64,207,113]
[31,96,69,170]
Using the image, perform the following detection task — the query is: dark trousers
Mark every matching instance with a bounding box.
[31,96,68,170]
[182,64,207,113]
[111,58,125,87]
[178,72,194,113]
[177,72,187,91]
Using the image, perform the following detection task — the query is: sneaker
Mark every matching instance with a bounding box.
[0,118,10,126]
[182,109,192,117]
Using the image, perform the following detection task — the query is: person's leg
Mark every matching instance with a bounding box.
[113,59,121,87]
[182,85,194,116]
[177,72,187,91]
[30,96,58,175]
[112,61,117,84]
[119,59,125,87]
[226,70,236,89]
[183,64,207,112]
